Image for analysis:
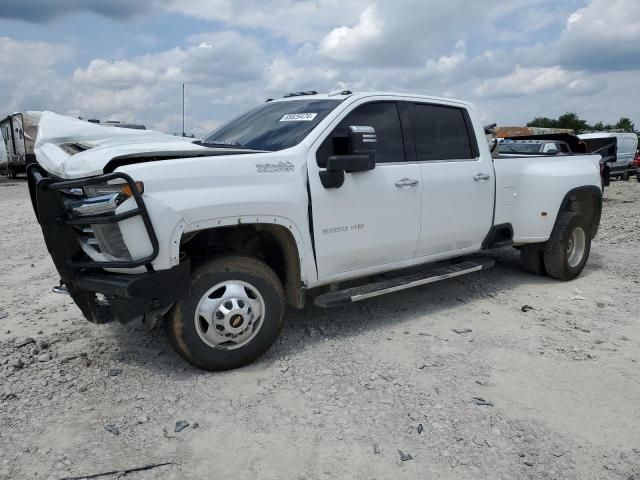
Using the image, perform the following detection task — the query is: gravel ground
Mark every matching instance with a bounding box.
[1,176,639,480]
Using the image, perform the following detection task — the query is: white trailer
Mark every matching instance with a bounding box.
[0,112,41,178]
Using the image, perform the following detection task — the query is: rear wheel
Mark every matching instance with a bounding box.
[520,244,547,275]
[7,167,16,179]
[636,172,640,182]
[622,170,630,181]
[543,212,591,281]
[165,255,285,371]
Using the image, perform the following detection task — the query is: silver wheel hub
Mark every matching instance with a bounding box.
[566,226,586,268]
[194,280,265,350]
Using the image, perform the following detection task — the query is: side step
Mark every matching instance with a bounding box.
[314,258,495,308]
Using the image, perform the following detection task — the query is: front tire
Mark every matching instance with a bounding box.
[165,255,285,371]
[543,212,591,281]
[622,170,630,181]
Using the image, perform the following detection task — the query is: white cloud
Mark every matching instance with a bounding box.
[319,5,383,62]
[0,37,74,113]
[166,0,370,43]
[474,65,605,98]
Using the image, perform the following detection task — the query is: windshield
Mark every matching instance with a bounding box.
[499,142,543,154]
[202,99,342,151]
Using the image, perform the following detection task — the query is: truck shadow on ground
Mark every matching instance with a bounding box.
[109,246,600,376]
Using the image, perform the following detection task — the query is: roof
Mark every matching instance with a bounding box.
[269,91,471,107]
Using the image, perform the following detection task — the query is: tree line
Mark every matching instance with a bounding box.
[527,113,636,133]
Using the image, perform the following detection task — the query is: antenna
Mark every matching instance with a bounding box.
[182,83,185,137]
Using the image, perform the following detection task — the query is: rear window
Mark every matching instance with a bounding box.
[409,103,475,160]
[499,142,543,154]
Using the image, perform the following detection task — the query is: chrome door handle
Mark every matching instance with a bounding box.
[395,178,419,188]
[473,173,491,181]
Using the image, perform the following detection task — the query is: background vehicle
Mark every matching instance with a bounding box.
[631,150,640,181]
[0,132,7,175]
[28,93,603,371]
[498,138,573,155]
[579,132,638,181]
[1,112,41,178]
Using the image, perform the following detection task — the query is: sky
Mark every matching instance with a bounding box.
[0,0,639,136]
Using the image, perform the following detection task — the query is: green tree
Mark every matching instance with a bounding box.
[555,113,590,131]
[614,117,635,132]
[526,117,557,128]
[527,113,590,131]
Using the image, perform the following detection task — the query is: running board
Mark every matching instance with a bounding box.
[314,258,495,308]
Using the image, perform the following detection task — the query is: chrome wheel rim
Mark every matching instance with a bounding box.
[194,280,265,350]
[566,226,586,268]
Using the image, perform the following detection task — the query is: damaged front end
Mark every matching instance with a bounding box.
[27,164,190,327]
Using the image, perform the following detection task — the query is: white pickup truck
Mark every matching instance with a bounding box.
[28,91,603,370]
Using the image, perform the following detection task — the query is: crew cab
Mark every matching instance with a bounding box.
[28,91,603,370]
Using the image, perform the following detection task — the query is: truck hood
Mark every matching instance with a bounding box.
[34,111,251,179]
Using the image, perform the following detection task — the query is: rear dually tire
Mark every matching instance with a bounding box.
[543,212,591,281]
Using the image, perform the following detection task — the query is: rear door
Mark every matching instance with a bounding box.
[308,100,422,281]
[407,102,495,257]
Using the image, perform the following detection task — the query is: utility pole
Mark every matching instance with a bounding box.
[182,83,185,137]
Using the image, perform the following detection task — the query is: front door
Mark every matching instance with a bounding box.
[308,101,422,281]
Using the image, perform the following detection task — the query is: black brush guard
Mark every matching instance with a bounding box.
[27,164,190,325]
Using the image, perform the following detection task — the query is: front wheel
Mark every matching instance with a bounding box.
[621,170,630,181]
[165,255,285,371]
[544,212,591,281]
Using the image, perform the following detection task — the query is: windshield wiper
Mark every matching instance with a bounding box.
[194,140,247,149]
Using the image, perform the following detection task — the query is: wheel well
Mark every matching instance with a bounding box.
[559,187,602,238]
[180,224,304,308]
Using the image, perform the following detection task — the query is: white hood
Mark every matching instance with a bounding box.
[35,112,208,179]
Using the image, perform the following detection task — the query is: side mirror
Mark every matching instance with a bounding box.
[320,125,376,189]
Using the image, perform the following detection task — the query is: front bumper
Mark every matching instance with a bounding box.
[27,164,190,325]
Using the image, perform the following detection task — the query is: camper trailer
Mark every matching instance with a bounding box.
[0,130,7,175]
[0,112,41,178]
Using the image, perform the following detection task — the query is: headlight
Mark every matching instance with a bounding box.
[84,180,144,198]
[92,223,132,260]
[70,180,144,217]
[70,193,126,217]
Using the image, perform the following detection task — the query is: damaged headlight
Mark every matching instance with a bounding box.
[70,180,144,217]
[70,193,126,217]
[83,180,144,198]
[92,223,132,260]
[69,179,144,262]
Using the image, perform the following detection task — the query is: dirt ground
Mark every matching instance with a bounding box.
[0,176,639,480]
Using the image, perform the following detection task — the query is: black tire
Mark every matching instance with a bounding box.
[636,172,640,182]
[7,167,16,179]
[520,244,547,275]
[543,212,591,281]
[621,170,630,181]
[165,255,285,371]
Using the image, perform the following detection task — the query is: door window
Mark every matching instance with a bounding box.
[409,103,475,160]
[317,102,405,165]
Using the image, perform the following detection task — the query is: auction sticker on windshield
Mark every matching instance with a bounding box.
[280,113,318,122]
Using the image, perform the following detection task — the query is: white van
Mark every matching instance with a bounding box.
[579,132,638,180]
